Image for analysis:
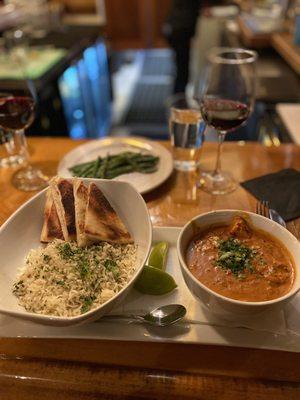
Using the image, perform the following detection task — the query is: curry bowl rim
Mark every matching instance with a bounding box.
[177,210,300,307]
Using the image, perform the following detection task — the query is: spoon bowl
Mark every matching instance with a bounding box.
[143,304,187,326]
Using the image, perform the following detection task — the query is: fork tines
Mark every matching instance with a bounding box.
[256,200,270,219]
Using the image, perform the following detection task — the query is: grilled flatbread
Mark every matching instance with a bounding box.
[50,177,76,241]
[40,189,64,243]
[84,183,133,244]
[73,179,92,247]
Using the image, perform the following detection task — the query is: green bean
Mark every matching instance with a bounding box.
[95,162,103,178]
[70,160,95,170]
[96,164,105,178]
[96,155,109,178]
[102,155,110,179]
[92,157,102,176]
[69,151,159,179]
[107,156,129,169]
[136,159,158,166]
[106,165,135,179]
[125,154,139,169]
[80,164,96,177]
[135,155,158,161]
[71,161,94,175]
[140,166,158,173]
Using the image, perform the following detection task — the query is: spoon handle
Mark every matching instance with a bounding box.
[95,314,144,323]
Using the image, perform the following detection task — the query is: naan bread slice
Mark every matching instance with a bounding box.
[73,179,92,247]
[50,177,76,241]
[40,189,64,243]
[84,183,133,244]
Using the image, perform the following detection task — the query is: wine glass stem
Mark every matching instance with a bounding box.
[213,132,226,177]
[17,129,30,166]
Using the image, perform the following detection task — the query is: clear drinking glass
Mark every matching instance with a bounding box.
[167,93,205,171]
[194,48,257,195]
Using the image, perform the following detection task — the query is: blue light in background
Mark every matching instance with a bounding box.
[73,109,84,119]
[58,41,112,139]
[70,123,86,139]
[58,65,87,139]
[77,57,97,137]
[83,42,112,137]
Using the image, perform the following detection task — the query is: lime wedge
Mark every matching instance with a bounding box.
[134,265,177,295]
[148,241,169,270]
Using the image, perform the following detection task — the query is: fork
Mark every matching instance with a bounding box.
[256,200,270,219]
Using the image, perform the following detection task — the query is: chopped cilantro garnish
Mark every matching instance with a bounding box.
[57,243,91,279]
[58,243,74,259]
[43,254,51,263]
[104,259,119,279]
[215,237,256,277]
[79,259,90,279]
[56,280,65,285]
[81,296,95,314]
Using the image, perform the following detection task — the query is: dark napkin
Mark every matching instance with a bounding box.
[241,169,300,222]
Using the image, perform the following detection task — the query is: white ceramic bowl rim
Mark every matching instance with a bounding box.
[178,210,300,307]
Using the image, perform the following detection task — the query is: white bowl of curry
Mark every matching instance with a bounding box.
[177,210,300,315]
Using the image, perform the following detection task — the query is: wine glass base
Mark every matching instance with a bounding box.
[197,170,238,195]
[0,154,26,168]
[12,167,49,192]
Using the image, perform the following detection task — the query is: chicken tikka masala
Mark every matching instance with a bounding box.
[186,216,295,302]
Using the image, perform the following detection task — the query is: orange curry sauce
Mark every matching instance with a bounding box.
[186,217,295,302]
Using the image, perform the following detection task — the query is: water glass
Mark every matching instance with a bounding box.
[167,94,205,171]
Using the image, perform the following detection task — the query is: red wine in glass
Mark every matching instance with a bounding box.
[195,48,257,195]
[0,93,47,190]
[0,96,35,131]
[200,99,250,132]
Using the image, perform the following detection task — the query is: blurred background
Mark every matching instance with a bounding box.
[0,0,299,145]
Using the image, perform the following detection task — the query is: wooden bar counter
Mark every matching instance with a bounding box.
[0,137,300,399]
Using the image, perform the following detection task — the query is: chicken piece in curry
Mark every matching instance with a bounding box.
[186,216,295,302]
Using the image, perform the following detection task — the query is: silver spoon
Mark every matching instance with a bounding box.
[269,208,286,228]
[98,304,187,327]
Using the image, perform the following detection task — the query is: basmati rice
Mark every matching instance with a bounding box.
[13,240,137,317]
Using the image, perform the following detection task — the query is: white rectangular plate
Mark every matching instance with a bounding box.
[1,227,300,353]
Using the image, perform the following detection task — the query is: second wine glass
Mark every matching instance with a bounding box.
[195,47,257,195]
[0,88,48,191]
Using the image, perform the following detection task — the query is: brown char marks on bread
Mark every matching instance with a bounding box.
[47,202,64,240]
[86,183,132,243]
[58,179,76,237]
[76,182,88,230]
[41,191,64,242]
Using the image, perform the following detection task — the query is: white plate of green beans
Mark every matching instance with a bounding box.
[57,137,173,194]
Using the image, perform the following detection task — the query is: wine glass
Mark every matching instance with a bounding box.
[0,29,49,191]
[194,47,257,195]
[0,31,49,191]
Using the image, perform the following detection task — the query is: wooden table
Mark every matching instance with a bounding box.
[1,138,300,399]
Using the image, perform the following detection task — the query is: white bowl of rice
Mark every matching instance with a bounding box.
[0,179,152,326]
